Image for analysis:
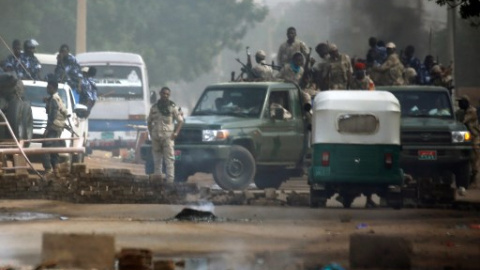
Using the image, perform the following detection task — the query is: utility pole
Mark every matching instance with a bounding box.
[76,0,87,54]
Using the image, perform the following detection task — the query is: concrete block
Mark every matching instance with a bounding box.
[13,154,28,177]
[349,233,412,269]
[42,233,115,269]
[71,163,87,174]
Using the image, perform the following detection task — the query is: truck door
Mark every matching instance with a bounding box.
[257,89,305,163]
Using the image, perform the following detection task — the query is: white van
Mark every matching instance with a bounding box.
[22,80,88,162]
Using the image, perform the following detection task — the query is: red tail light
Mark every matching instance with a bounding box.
[384,153,393,169]
[321,151,330,167]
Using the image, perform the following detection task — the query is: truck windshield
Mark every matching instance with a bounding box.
[390,91,453,118]
[192,87,267,118]
[90,66,143,99]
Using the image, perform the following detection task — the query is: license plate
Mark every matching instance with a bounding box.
[418,150,437,160]
[101,131,114,140]
[174,150,181,160]
[314,166,331,176]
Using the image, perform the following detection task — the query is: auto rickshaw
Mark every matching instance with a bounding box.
[308,91,404,208]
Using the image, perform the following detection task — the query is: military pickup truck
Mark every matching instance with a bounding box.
[381,86,472,202]
[142,82,311,190]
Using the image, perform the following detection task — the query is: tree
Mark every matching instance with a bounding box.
[0,0,267,85]
[430,0,480,27]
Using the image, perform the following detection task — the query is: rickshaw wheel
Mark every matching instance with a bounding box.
[309,188,327,208]
[213,145,255,190]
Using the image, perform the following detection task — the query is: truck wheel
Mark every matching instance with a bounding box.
[310,188,327,208]
[4,98,21,140]
[454,163,471,189]
[213,145,255,190]
[19,101,33,147]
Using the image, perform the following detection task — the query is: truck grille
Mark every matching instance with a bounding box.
[401,131,451,144]
[176,129,202,144]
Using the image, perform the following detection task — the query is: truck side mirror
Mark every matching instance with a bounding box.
[304,103,312,112]
[74,103,89,118]
[150,91,157,104]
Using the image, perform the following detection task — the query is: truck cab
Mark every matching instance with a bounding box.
[142,82,311,190]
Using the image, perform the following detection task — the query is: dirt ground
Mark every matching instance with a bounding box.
[0,151,478,270]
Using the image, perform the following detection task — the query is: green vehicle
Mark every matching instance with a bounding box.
[381,86,472,202]
[308,91,404,208]
[169,82,310,190]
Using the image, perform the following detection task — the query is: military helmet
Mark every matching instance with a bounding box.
[24,39,39,49]
[255,50,266,60]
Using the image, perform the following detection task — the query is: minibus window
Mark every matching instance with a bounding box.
[337,114,378,134]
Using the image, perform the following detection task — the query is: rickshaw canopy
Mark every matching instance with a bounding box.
[312,91,401,145]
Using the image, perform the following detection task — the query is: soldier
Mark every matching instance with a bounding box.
[431,65,453,94]
[4,39,22,75]
[54,44,82,103]
[403,67,418,85]
[350,62,375,90]
[456,95,480,187]
[326,44,352,90]
[276,51,304,84]
[365,36,386,68]
[418,55,437,85]
[79,66,98,116]
[370,42,404,86]
[19,39,41,80]
[401,45,421,83]
[43,78,68,176]
[147,87,184,182]
[277,27,308,67]
[312,42,330,91]
[251,50,273,81]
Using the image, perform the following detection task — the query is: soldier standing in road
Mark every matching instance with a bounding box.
[370,42,404,86]
[19,39,41,80]
[326,44,352,90]
[251,50,273,81]
[457,95,480,187]
[277,27,308,68]
[147,87,184,182]
[43,78,68,176]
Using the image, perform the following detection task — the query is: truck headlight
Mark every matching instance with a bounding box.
[451,131,471,143]
[202,129,229,142]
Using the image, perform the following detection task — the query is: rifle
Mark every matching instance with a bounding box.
[299,47,312,89]
[262,62,282,71]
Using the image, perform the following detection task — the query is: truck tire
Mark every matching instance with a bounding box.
[5,98,32,145]
[20,101,33,147]
[454,163,471,189]
[213,145,255,190]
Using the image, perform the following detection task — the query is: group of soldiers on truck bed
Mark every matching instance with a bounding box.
[242,27,453,99]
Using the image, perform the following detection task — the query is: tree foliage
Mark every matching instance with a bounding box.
[431,0,480,27]
[0,0,267,85]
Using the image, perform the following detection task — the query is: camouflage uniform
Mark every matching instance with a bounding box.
[18,53,41,80]
[371,53,404,86]
[55,54,83,102]
[459,103,480,182]
[147,100,184,182]
[43,89,68,173]
[350,76,375,90]
[251,60,273,81]
[277,40,308,67]
[276,63,304,84]
[327,54,352,89]
[4,54,23,77]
